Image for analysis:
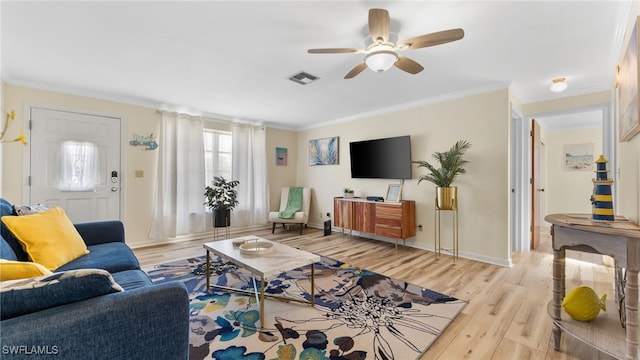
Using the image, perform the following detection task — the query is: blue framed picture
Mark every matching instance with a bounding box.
[309,137,339,166]
[276,147,288,166]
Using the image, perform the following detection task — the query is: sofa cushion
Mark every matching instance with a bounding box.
[111,269,152,290]
[0,259,53,281]
[13,203,49,216]
[56,242,140,273]
[0,268,123,320]
[0,198,28,261]
[0,235,18,261]
[1,207,90,270]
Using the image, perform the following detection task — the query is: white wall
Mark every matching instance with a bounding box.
[544,127,603,215]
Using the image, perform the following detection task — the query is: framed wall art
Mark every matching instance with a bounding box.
[276,147,288,166]
[309,136,339,165]
[565,143,593,171]
[618,16,640,142]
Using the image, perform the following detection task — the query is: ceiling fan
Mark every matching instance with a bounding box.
[308,8,464,79]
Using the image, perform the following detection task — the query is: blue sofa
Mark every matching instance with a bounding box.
[0,198,190,359]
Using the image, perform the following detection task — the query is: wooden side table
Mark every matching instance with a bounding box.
[545,213,640,360]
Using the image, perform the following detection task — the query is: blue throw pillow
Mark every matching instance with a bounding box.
[0,268,123,320]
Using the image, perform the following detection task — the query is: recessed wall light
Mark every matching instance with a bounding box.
[550,77,568,92]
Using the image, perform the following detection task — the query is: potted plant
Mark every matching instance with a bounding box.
[204,176,240,227]
[343,188,355,198]
[413,140,471,210]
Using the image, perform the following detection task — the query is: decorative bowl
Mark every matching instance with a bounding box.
[239,241,274,255]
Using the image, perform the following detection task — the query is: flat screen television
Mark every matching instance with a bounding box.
[349,135,412,179]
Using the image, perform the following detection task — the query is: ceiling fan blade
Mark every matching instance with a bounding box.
[344,62,368,79]
[398,28,465,50]
[394,56,424,74]
[308,48,362,54]
[368,8,390,43]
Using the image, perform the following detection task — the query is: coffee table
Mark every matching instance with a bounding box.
[203,236,321,328]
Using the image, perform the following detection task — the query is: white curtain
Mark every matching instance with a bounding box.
[231,122,269,226]
[58,141,99,191]
[150,112,207,239]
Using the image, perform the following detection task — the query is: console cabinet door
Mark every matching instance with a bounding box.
[334,198,347,228]
[354,202,376,233]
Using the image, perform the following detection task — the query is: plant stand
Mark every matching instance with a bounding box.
[213,210,230,240]
[434,207,458,262]
[214,225,229,241]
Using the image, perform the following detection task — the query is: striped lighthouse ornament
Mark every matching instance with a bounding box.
[591,155,614,221]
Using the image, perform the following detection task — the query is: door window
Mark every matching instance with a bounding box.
[58,141,99,191]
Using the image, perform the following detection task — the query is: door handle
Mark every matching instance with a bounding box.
[537,188,545,192]
[111,187,118,192]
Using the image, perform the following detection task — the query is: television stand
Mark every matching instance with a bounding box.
[333,197,416,250]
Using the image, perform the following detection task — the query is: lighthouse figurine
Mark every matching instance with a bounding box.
[591,155,614,221]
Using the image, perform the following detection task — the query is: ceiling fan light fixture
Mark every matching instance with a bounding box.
[365,50,398,73]
[550,77,568,92]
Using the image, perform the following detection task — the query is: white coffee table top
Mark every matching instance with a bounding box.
[203,236,321,279]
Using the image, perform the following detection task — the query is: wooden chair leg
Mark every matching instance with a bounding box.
[272,222,276,234]
[299,223,303,235]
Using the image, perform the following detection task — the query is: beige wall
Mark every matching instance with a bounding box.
[616,128,640,223]
[615,5,640,224]
[522,92,610,115]
[6,41,640,266]
[297,89,512,265]
[266,127,298,212]
[2,84,160,247]
[1,83,301,247]
[0,80,5,192]
[6,79,637,267]
[544,127,603,215]
[4,78,636,266]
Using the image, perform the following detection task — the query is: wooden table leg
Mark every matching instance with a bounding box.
[310,263,315,306]
[552,247,566,351]
[206,249,210,290]
[260,277,265,329]
[624,269,638,360]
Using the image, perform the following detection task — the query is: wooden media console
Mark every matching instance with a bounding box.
[333,197,416,250]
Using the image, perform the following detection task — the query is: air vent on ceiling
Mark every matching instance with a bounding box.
[289,71,319,85]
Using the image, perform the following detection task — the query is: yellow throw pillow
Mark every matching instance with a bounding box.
[0,259,53,281]
[1,207,89,270]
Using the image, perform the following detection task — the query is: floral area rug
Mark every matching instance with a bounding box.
[146,255,467,360]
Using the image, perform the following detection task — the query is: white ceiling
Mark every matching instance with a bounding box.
[0,1,632,130]
[536,109,604,131]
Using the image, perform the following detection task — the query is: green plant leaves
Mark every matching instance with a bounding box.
[204,176,240,211]
[413,140,471,187]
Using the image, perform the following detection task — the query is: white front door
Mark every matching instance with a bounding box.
[29,107,122,222]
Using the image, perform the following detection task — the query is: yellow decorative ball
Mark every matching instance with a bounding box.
[562,286,607,322]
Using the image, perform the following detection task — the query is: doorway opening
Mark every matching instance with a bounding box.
[512,105,611,253]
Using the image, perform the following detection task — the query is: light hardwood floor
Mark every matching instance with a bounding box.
[134,226,619,360]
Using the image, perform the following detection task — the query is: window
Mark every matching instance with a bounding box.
[58,141,99,191]
[203,129,232,186]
